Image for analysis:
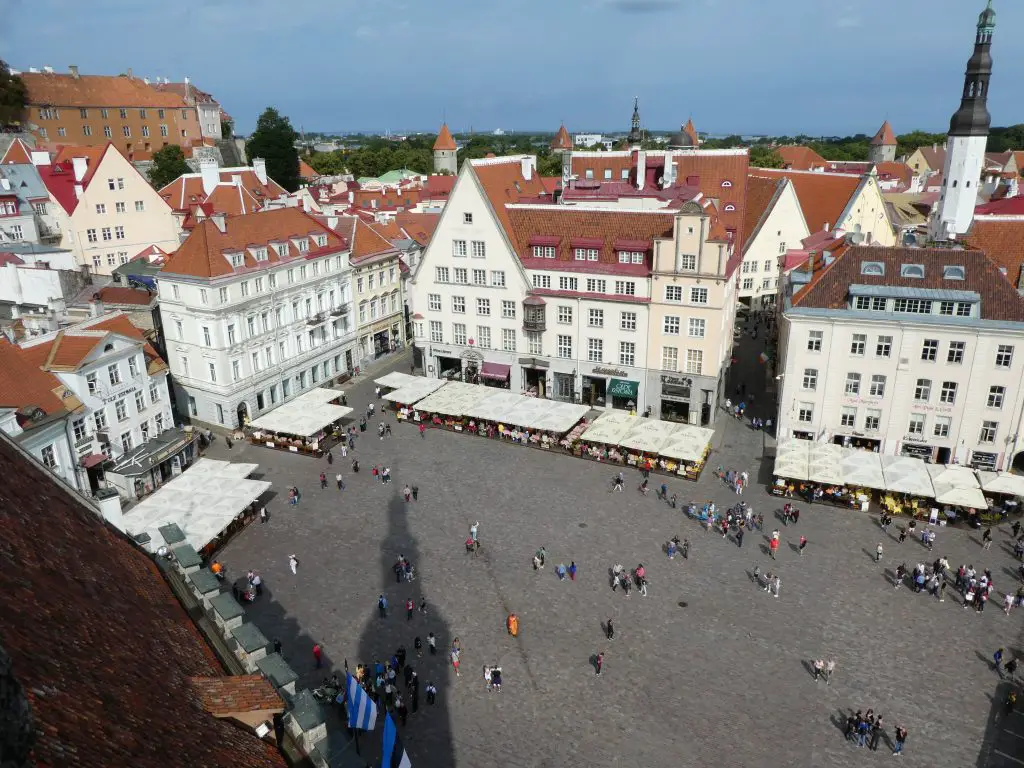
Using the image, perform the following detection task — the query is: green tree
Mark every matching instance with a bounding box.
[537,152,564,177]
[306,150,346,176]
[895,130,946,157]
[220,118,233,138]
[0,59,27,127]
[147,144,192,189]
[749,146,784,168]
[245,107,300,191]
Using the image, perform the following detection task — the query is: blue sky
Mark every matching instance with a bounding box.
[3,0,1021,137]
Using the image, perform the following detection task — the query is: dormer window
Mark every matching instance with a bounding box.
[532,245,556,259]
[723,204,736,212]
[252,247,268,262]
[900,264,925,279]
[943,265,965,280]
[296,238,309,252]
[274,242,289,258]
[227,252,244,268]
[721,180,733,188]
[618,251,645,264]
[314,234,327,248]
[861,261,885,276]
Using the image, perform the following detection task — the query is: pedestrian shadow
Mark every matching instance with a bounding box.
[882,570,897,587]
[976,649,998,672]
[788,541,801,553]
[745,568,760,584]
[588,653,601,674]
[759,543,769,557]
[801,659,816,679]
[830,709,850,737]
[968,536,983,547]
[1002,566,1019,582]
[861,547,879,562]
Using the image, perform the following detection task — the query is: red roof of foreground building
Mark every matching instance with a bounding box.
[1,138,33,165]
[0,429,287,768]
[753,168,861,234]
[775,145,827,171]
[20,312,166,374]
[0,339,77,417]
[966,217,1024,288]
[743,175,787,253]
[472,157,552,236]
[976,195,1024,216]
[158,168,286,212]
[871,120,897,146]
[395,211,440,247]
[433,123,457,152]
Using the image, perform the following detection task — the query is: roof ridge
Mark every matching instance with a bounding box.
[42,330,64,371]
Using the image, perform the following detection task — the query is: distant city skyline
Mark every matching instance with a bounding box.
[4,0,1020,138]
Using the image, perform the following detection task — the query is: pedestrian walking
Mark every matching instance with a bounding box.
[736,527,744,548]
[995,647,1005,677]
[876,542,884,562]
[824,658,835,685]
[983,527,994,550]
[799,535,807,556]
[288,554,299,575]
[419,422,426,439]
[812,658,824,681]
[870,717,884,751]
[259,506,268,524]
[898,528,907,544]
[326,449,333,465]
[595,652,604,675]
[273,638,282,655]
[385,423,392,438]
[772,575,781,598]
[313,643,323,669]
[319,472,327,490]
[450,647,461,677]
[336,473,344,490]
[426,682,437,704]
[412,485,419,501]
[606,618,614,640]
[403,485,412,502]
[892,725,907,756]
[378,594,388,619]
[428,632,437,655]
[1014,520,1022,539]
[406,598,414,621]
[1006,657,1019,680]
[569,561,577,580]
[769,537,779,560]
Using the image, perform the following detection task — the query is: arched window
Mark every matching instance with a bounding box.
[953,180,958,188]
[724,204,736,212]
[721,180,732,188]
[968,82,975,97]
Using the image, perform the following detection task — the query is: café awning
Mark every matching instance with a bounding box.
[978,471,1024,497]
[374,371,419,389]
[773,438,811,481]
[881,455,935,497]
[480,362,511,381]
[607,378,639,400]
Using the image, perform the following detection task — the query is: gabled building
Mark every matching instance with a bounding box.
[777,244,1024,471]
[157,207,356,429]
[345,217,408,365]
[0,162,52,244]
[34,143,179,275]
[738,175,810,308]
[776,145,827,172]
[751,167,896,246]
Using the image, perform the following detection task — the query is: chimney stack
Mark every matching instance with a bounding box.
[199,156,219,196]
[126,67,133,79]
[210,212,226,233]
[636,149,646,191]
[252,157,268,185]
[69,65,79,79]
[71,156,88,183]
[520,156,534,182]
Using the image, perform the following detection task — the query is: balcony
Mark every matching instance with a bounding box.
[522,318,546,332]
[330,305,350,317]
[306,312,328,327]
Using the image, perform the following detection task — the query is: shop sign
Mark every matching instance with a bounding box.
[593,366,628,377]
[607,378,639,398]
[660,374,692,387]
[432,347,453,357]
[903,435,927,444]
[518,357,549,368]
[460,349,484,362]
[660,393,690,403]
[103,385,138,404]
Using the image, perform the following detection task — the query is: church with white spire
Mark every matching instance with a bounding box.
[930,1,996,241]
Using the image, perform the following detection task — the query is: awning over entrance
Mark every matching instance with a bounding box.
[80,452,107,469]
[480,362,511,381]
[607,378,639,399]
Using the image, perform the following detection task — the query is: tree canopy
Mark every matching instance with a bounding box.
[246,107,300,192]
[0,59,27,127]
[147,144,191,189]
[748,146,784,168]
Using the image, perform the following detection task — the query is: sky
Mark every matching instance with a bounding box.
[3,0,1021,137]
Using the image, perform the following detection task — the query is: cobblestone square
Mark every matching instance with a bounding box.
[215,353,1024,768]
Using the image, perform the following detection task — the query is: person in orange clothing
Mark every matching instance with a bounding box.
[506,613,519,638]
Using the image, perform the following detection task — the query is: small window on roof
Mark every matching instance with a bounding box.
[724,204,736,212]
[943,265,965,280]
[900,264,925,278]
[721,180,732,188]
[103,343,114,352]
[861,261,885,276]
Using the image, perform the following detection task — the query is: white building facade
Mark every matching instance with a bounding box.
[777,245,1024,472]
[157,208,357,430]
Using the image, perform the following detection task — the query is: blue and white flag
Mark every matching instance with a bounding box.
[346,673,377,731]
[381,712,412,768]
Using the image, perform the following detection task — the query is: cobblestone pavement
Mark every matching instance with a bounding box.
[213,347,1024,768]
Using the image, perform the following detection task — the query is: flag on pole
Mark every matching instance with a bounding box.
[346,673,377,731]
[381,712,412,768]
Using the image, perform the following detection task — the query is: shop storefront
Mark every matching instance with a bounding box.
[479,359,510,388]
[832,433,882,451]
[105,427,201,501]
[581,366,639,410]
[519,357,549,398]
[552,371,575,402]
[580,375,607,407]
[607,377,639,411]
[659,374,692,423]
[970,450,999,472]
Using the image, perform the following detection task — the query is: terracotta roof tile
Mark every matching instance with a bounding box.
[349,217,398,262]
[20,72,189,109]
[919,146,947,171]
[189,675,284,716]
[424,175,455,198]
[0,431,287,768]
[682,119,700,147]
[472,157,551,237]
[433,123,457,151]
[792,245,1024,322]
[742,175,785,254]
[975,196,1024,216]
[753,168,861,234]
[396,211,440,247]
[96,285,157,306]
[874,161,913,190]
[162,208,348,279]
[966,217,1024,287]
[20,312,167,374]
[299,159,319,180]
[0,339,74,418]
[158,169,287,212]
[550,124,572,151]
[775,145,827,171]
[871,121,897,146]
[1,138,33,165]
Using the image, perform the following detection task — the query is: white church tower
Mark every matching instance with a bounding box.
[931,1,996,240]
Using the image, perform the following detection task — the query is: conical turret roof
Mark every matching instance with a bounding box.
[433,123,456,152]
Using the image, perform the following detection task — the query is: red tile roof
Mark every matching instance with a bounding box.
[189,675,284,717]
[966,217,1024,287]
[20,71,190,108]
[975,195,1024,215]
[299,159,319,180]
[21,312,167,374]
[550,124,572,151]
[742,175,785,254]
[433,123,457,152]
[753,168,861,234]
[682,119,699,147]
[874,161,913,190]
[0,252,25,266]
[0,339,76,418]
[1,138,33,165]
[36,160,82,215]
[917,146,946,172]
[0,431,287,768]
[349,217,398,262]
[472,157,551,237]
[134,243,169,263]
[540,176,561,194]
[162,208,349,279]
[871,121,897,146]
[424,174,455,198]
[395,211,440,247]
[159,169,287,212]
[96,285,157,306]
[792,245,1024,321]
[775,145,827,171]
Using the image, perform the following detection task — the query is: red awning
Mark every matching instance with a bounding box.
[523,295,546,306]
[480,362,511,381]
[80,452,107,469]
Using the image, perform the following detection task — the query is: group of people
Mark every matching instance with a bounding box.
[844,710,905,754]
[610,563,648,597]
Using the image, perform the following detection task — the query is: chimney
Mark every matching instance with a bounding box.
[663,150,676,188]
[302,196,311,213]
[126,67,133,79]
[143,77,149,85]
[520,156,534,182]
[89,295,105,317]
[74,184,83,200]
[199,156,219,196]
[252,157,268,185]
[69,65,79,79]
[71,156,88,182]
[636,149,646,191]
[327,215,338,230]
[30,150,50,167]
[210,212,226,233]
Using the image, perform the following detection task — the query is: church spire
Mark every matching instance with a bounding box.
[628,97,642,145]
[949,0,995,136]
